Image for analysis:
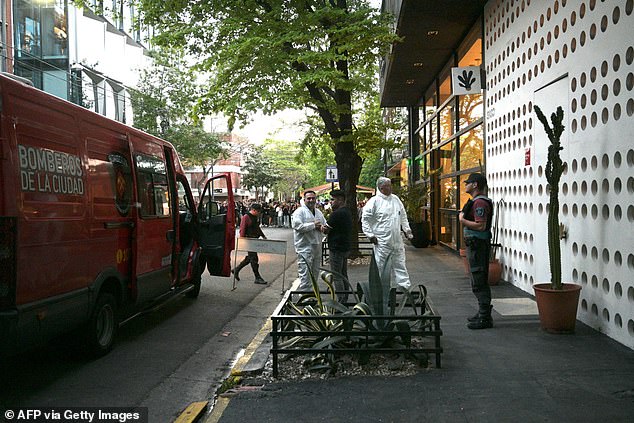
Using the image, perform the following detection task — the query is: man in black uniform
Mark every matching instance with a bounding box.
[459,173,494,329]
[322,189,352,303]
[232,203,267,284]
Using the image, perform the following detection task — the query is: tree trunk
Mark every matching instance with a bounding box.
[335,141,363,256]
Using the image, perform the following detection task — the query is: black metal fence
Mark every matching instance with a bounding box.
[270,285,443,377]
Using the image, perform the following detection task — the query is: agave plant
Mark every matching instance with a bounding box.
[278,253,428,373]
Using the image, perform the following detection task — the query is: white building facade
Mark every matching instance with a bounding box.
[381,0,634,349]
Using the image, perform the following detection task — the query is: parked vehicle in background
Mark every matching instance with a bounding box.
[0,73,235,356]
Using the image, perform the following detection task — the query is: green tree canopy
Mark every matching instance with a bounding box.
[242,146,281,200]
[129,47,228,182]
[133,0,400,240]
[261,139,308,200]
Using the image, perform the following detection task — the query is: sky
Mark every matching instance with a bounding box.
[234,109,307,145]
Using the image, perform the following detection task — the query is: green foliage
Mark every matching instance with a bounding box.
[133,0,400,205]
[130,47,227,167]
[395,183,429,223]
[534,105,565,290]
[261,139,308,200]
[241,146,281,200]
[279,252,426,373]
[359,150,384,188]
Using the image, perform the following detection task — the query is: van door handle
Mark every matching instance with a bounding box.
[166,229,175,242]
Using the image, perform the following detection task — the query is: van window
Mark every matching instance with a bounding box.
[135,154,170,218]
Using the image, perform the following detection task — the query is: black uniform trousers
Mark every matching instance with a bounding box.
[465,237,492,317]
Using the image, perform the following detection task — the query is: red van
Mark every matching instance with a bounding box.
[0,73,235,355]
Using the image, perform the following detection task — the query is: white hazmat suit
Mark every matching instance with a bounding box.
[292,202,326,290]
[362,181,412,291]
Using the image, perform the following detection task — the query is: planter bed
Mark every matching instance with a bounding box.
[270,285,443,377]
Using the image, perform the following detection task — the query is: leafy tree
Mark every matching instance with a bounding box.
[242,146,281,200]
[262,139,309,200]
[133,0,399,245]
[129,47,228,184]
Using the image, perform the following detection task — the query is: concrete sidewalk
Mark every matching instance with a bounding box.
[210,244,634,422]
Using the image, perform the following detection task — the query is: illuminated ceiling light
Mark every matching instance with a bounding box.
[427,30,439,36]
[413,62,424,67]
[405,79,415,85]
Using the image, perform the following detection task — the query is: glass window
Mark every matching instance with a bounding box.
[439,176,457,209]
[438,211,457,248]
[459,126,484,171]
[439,103,455,141]
[439,72,452,104]
[14,0,68,95]
[459,174,472,211]
[135,154,171,218]
[439,140,456,175]
[459,93,483,127]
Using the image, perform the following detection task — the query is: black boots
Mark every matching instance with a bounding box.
[233,258,266,284]
[467,305,493,329]
[232,259,249,281]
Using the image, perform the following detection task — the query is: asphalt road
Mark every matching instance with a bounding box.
[0,227,296,422]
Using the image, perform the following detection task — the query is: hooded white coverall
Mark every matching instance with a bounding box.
[361,191,412,291]
[292,203,326,290]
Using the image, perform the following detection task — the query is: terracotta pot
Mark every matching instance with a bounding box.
[533,283,582,333]
[488,259,502,285]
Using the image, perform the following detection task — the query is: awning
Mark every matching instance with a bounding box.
[303,184,376,196]
[380,0,487,107]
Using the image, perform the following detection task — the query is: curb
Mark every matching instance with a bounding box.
[172,258,298,423]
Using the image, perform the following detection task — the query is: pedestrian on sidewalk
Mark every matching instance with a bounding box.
[322,189,352,303]
[232,203,268,284]
[361,177,413,292]
[459,173,494,329]
[291,190,326,290]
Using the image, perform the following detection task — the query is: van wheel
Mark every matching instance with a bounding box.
[186,260,203,299]
[86,293,117,356]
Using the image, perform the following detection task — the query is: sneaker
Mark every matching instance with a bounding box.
[254,278,267,285]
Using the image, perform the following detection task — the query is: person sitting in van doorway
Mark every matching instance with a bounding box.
[232,203,268,284]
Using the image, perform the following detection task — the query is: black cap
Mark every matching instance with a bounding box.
[330,189,345,199]
[465,173,487,187]
[250,203,262,211]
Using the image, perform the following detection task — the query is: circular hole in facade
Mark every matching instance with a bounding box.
[602,279,610,293]
[615,282,623,298]
[614,79,621,96]
[591,204,598,219]
[629,287,634,303]
[591,180,598,195]
[581,299,588,311]
[603,248,610,263]
[615,314,622,328]
[613,6,621,24]
[591,303,598,316]
[615,205,622,220]
[591,246,599,261]
[615,251,623,266]
[602,205,610,219]
[603,308,610,322]
[614,103,622,120]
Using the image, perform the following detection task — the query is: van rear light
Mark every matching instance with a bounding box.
[0,217,16,309]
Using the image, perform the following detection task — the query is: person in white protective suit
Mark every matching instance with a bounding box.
[361,177,414,291]
[292,190,327,290]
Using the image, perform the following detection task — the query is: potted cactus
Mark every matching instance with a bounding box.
[532,105,581,333]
